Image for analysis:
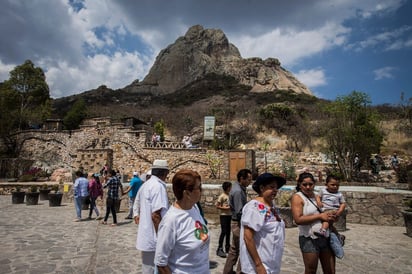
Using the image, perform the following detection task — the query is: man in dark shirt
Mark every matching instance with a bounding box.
[102,169,124,226]
[223,169,252,274]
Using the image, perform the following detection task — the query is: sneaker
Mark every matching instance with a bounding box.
[314,229,327,237]
[216,248,227,258]
[74,218,81,222]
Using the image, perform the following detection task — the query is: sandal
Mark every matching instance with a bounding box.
[101,221,107,225]
[110,223,117,227]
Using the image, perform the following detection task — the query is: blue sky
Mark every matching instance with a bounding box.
[0,0,411,105]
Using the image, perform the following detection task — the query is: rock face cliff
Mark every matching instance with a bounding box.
[125,25,312,96]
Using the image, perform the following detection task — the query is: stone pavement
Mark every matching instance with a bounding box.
[0,195,411,274]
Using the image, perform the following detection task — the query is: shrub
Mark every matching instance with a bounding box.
[395,163,412,184]
[51,185,59,193]
[275,191,294,207]
[403,197,412,212]
[30,185,38,192]
[19,174,35,182]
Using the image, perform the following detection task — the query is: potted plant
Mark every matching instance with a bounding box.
[48,185,63,207]
[39,184,51,200]
[401,196,412,237]
[25,185,40,205]
[11,186,26,204]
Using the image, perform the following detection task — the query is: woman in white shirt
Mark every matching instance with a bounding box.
[155,169,210,274]
[239,173,286,274]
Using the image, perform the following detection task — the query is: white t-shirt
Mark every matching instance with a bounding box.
[155,204,210,274]
[318,188,345,210]
[240,200,285,274]
[135,175,169,252]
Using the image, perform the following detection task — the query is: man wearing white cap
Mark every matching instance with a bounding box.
[124,171,143,219]
[134,159,170,274]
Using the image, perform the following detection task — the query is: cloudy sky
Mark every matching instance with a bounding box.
[1,0,411,105]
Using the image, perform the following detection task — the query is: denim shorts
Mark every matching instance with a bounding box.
[299,235,330,253]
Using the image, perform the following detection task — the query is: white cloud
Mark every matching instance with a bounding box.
[373,66,396,80]
[294,68,327,88]
[347,25,412,52]
[232,23,350,66]
[0,0,408,100]
[46,51,149,98]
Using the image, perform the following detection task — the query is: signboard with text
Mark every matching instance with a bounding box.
[203,116,215,141]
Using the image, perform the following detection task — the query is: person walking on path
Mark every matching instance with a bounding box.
[73,170,89,222]
[391,152,400,171]
[155,169,210,274]
[291,172,337,274]
[124,171,143,219]
[223,169,252,274]
[88,173,103,220]
[239,173,286,274]
[216,181,232,258]
[102,169,124,226]
[134,159,170,274]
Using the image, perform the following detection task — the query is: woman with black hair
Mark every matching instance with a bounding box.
[291,172,336,274]
[239,173,286,274]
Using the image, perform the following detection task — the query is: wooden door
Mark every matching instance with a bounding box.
[229,151,246,180]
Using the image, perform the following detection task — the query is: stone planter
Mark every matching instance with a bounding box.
[279,207,296,228]
[48,193,63,207]
[401,210,412,237]
[12,191,26,204]
[39,189,51,200]
[25,192,40,205]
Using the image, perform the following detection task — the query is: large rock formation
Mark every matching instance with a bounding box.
[125,25,312,96]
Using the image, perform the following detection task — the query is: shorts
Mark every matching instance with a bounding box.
[299,235,331,253]
[323,208,337,214]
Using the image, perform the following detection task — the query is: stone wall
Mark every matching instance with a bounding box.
[11,117,230,181]
[171,186,410,227]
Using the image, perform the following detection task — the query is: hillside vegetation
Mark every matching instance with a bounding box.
[52,76,411,158]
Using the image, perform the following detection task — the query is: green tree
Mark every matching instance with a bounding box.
[0,86,20,155]
[259,103,311,151]
[3,60,51,129]
[398,92,412,136]
[322,91,384,181]
[63,98,87,130]
[0,60,51,156]
[154,119,165,142]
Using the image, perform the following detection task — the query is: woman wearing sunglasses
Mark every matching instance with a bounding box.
[291,172,336,274]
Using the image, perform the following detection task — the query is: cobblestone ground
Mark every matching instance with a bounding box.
[0,196,411,274]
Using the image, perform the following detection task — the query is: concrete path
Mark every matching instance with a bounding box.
[0,196,411,274]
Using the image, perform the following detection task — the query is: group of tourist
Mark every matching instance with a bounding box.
[73,159,346,274]
[73,167,146,225]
